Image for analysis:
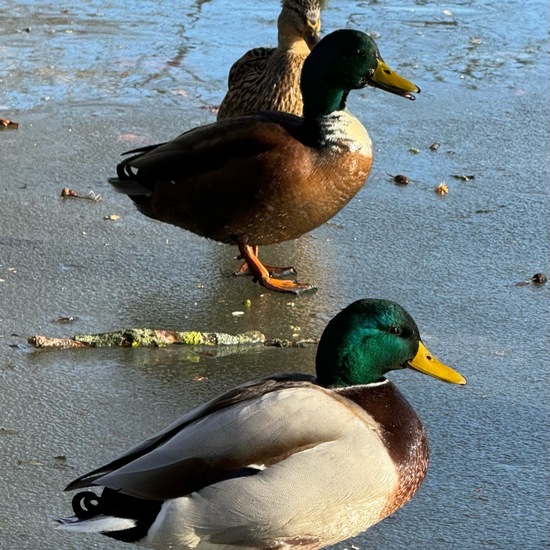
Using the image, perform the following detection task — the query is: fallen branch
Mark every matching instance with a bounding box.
[28,329,318,350]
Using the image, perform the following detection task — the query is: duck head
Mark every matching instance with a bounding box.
[278,0,321,50]
[315,299,466,388]
[301,29,420,118]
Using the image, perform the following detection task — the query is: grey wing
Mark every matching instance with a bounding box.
[66,376,383,502]
[65,374,315,494]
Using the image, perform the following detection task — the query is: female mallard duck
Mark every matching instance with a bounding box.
[217,0,321,120]
[56,299,465,548]
[109,30,419,294]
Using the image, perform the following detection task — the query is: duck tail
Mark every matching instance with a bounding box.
[56,488,163,542]
[55,490,137,533]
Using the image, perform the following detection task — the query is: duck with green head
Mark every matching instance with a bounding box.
[109,30,420,294]
[57,299,465,549]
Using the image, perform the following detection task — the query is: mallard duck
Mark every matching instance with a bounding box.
[217,0,321,120]
[109,30,420,294]
[218,0,321,278]
[56,298,466,548]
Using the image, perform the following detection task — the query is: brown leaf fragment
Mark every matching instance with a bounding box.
[531,273,547,284]
[435,182,449,195]
[387,172,410,185]
[60,187,79,198]
[514,273,547,286]
[0,118,19,129]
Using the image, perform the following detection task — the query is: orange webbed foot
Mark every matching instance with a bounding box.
[237,244,316,295]
[234,246,297,278]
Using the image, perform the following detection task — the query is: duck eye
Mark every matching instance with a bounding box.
[388,326,402,335]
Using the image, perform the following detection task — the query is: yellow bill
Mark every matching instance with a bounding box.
[370,59,420,100]
[408,342,466,385]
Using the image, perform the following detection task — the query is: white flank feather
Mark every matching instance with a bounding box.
[56,515,136,533]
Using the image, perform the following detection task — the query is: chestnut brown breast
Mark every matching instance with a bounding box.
[131,113,372,246]
[338,381,429,518]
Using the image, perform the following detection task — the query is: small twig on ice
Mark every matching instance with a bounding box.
[27,329,319,351]
[29,329,266,350]
[60,188,102,201]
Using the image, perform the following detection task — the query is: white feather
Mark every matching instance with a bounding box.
[56,515,136,533]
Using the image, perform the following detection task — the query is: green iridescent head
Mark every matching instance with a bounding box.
[301,29,420,118]
[316,299,466,388]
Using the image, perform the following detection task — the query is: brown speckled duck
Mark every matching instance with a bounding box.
[217,0,321,120]
[109,30,419,294]
[56,299,466,549]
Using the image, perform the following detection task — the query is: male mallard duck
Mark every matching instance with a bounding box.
[217,0,321,120]
[109,30,419,294]
[56,299,465,548]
